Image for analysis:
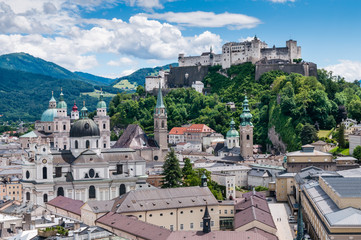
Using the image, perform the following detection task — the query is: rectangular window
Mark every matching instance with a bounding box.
[180,224,183,230]
[225,210,227,214]
[231,210,234,214]
[116,164,123,174]
[211,221,214,227]
[55,167,62,178]
[170,225,174,231]
[219,210,221,214]
[200,222,203,228]
[190,223,193,229]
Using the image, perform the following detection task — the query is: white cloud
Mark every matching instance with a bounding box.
[120,68,136,76]
[107,57,136,66]
[142,11,261,30]
[239,36,260,42]
[324,60,361,82]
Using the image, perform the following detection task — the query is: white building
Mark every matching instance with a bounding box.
[211,172,236,200]
[179,38,301,69]
[145,70,168,92]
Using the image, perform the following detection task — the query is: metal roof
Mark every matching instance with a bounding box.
[321,176,361,198]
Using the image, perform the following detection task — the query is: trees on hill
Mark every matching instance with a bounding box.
[300,123,318,145]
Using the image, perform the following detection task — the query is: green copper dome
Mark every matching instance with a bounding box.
[41,109,57,122]
[57,91,67,109]
[96,101,106,109]
[226,118,239,138]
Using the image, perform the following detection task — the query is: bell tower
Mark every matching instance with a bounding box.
[154,83,168,150]
[93,90,110,149]
[240,95,253,160]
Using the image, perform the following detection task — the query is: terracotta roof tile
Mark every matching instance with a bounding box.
[169,127,188,135]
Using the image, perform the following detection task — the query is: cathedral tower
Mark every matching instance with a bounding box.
[71,101,79,120]
[240,95,253,159]
[93,90,110,149]
[54,89,70,150]
[154,83,168,150]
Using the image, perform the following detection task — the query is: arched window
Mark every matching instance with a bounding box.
[63,125,66,130]
[48,126,51,131]
[156,121,158,128]
[89,169,95,178]
[26,171,30,179]
[43,167,47,179]
[96,140,99,148]
[161,121,165,128]
[86,140,90,149]
[247,135,250,140]
[89,186,96,199]
[75,140,78,149]
[26,192,30,201]
[43,194,48,203]
[103,123,106,129]
[57,187,64,196]
[119,184,126,196]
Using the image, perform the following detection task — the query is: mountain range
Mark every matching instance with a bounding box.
[0,52,176,121]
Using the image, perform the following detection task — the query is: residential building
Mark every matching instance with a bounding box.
[211,172,236,199]
[0,179,22,201]
[168,127,187,145]
[286,144,335,172]
[247,169,272,188]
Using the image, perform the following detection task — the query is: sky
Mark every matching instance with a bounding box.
[0,0,360,81]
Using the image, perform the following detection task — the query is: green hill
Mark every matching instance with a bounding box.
[0,68,111,121]
[74,71,115,85]
[111,63,178,86]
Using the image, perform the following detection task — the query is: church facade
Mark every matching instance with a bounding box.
[21,91,147,207]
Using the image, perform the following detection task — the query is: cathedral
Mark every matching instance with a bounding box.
[21,90,146,206]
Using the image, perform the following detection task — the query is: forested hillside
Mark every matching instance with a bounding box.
[0,68,111,121]
[109,63,361,152]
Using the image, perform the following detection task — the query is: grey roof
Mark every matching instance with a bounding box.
[86,200,114,213]
[304,181,361,227]
[335,156,357,161]
[112,186,218,213]
[70,118,100,137]
[321,176,361,198]
[112,124,158,149]
[337,167,361,177]
[248,169,272,178]
[294,166,339,185]
[168,230,271,240]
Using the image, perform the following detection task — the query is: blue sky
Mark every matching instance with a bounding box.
[0,0,360,81]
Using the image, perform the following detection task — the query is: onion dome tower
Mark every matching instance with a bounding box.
[239,95,253,160]
[93,90,110,149]
[226,118,239,149]
[71,101,79,120]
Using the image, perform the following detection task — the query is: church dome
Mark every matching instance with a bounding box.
[41,109,57,122]
[226,129,239,138]
[57,101,67,109]
[70,118,100,138]
[96,100,106,109]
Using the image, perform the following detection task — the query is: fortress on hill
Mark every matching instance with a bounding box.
[145,37,317,93]
[178,37,302,68]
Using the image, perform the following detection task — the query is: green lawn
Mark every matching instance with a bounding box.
[81,89,116,98]
[113,79,137,90]
[318,129,332,138]
[329,147,349,156]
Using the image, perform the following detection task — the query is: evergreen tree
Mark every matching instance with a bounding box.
[337,124,346,148]
[353,146,361,162]
[162,149,183,188]
[300,123,318,145]
[182,158,193,178]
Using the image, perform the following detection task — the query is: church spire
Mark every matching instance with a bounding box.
[155,82,165,110]
[80,101,88,119]
[240,95,253,126]
[57,88,67,109]
[202,205,211,233]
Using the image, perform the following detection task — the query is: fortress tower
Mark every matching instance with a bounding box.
[239,96,253,160]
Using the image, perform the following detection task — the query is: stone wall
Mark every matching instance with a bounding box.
[255,62,317,80]
[166,66,209,88]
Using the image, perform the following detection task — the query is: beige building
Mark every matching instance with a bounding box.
[286,144,335,173]
[0,179,22,201]
[275,173,296,202]
[302,175,361,240]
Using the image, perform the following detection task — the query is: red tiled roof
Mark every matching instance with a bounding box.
[234,206,276,229]
[169,127,188,135]
[185,124,215,133]
[96,212,171,240]
[46,196,84,215]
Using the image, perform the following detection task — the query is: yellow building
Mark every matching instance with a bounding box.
[302,175,361,239]
[275,172,296,202]
[0,180,22,201]
[286,145,335,173]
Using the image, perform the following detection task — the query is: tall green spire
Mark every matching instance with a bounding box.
[240,95,253,126]
[155,82,166,113]
[80,101,88,119]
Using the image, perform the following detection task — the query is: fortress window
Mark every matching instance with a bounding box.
[89,186,96,199]
[43,167,47,179]
[75,140,78,149]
